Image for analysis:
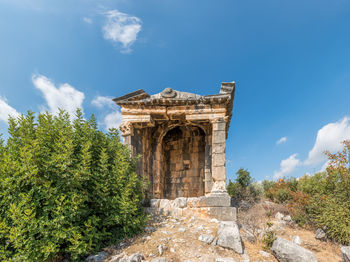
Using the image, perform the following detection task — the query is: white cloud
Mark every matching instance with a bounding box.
[83,17,93,24]
[276,136,287,145]
[91,95,114,108]
[104,111,123,130]
[304,117,350,166]
[32,74,85,118]
[91,95,122,130]
[0,97,20,123]
[274,153,300,179]
[102,9,142,53]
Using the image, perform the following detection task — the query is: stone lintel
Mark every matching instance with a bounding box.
[186,113,226,122]
[121,114,153,123]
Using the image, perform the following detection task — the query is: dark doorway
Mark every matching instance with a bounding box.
[162,126,205,199]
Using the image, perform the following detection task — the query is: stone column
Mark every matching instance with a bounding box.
[210,117,228,195]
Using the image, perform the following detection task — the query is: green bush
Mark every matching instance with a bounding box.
[297,172,328,195]
[262,141,350,244]
[275,188,292,203]
[226,180,239,198]
[227,169,262,202]
[262,180,276,200]
[262,230,276,250]
[0,110,147,261]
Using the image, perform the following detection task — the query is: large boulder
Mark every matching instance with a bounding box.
[341,246,350,262]
[272,237,318,262]
[217,221,243,254]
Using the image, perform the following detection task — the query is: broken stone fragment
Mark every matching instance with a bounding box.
[341,246,350,262]
[217,221,243,254]
[128,253,144,262]
[198,234,215,244]
[151,258,167,262]
[315,228,327,241]
[178,227,186,233]
[292,235,302,245]
[158,244,167,256]
[275,212,284,220]
[259,250,270,258]
[85,251,108,262]
[216,258,237,262]
[272,237,318,262]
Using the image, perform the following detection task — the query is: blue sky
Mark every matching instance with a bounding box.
[1,0,350,182]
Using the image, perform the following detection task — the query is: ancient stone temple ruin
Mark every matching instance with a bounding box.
[114,82,235,204]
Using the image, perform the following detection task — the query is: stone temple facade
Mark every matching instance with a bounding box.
[114,82,235,201]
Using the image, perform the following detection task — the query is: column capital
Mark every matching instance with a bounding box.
[119,122,134,137]
[210,116,229,124]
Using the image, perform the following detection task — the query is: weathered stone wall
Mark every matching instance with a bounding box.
[162,126,205,199]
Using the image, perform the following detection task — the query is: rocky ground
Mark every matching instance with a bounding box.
[87,200,344,262]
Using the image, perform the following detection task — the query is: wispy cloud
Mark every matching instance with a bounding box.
[102,9,142,53]
[32,74,85,118]
[274,153,300,179]
[0,97,20,123]
[276,136,287,145]
[91,95,114,108]
[304,117,350,166]
[91,95,122,130]
[83,17,93,24]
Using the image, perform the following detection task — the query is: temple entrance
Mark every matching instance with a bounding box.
[162,125,205,199]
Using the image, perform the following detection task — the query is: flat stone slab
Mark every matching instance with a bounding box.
[207,207,237,221]
[197,194,232,207]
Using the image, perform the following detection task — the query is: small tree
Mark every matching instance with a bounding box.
[236,168,252,188]
[227,168,262,202]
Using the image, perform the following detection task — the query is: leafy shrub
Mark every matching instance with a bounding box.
[262,180,275,200]
[226,180,239,198]
[266,179,293,203]
[0,110,147,261]
[262,141,350,244]
[262,230,276,250]
[275,188,292,203]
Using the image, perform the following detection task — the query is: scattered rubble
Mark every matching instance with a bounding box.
[85,199,342,262]
[315,228,327,241]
